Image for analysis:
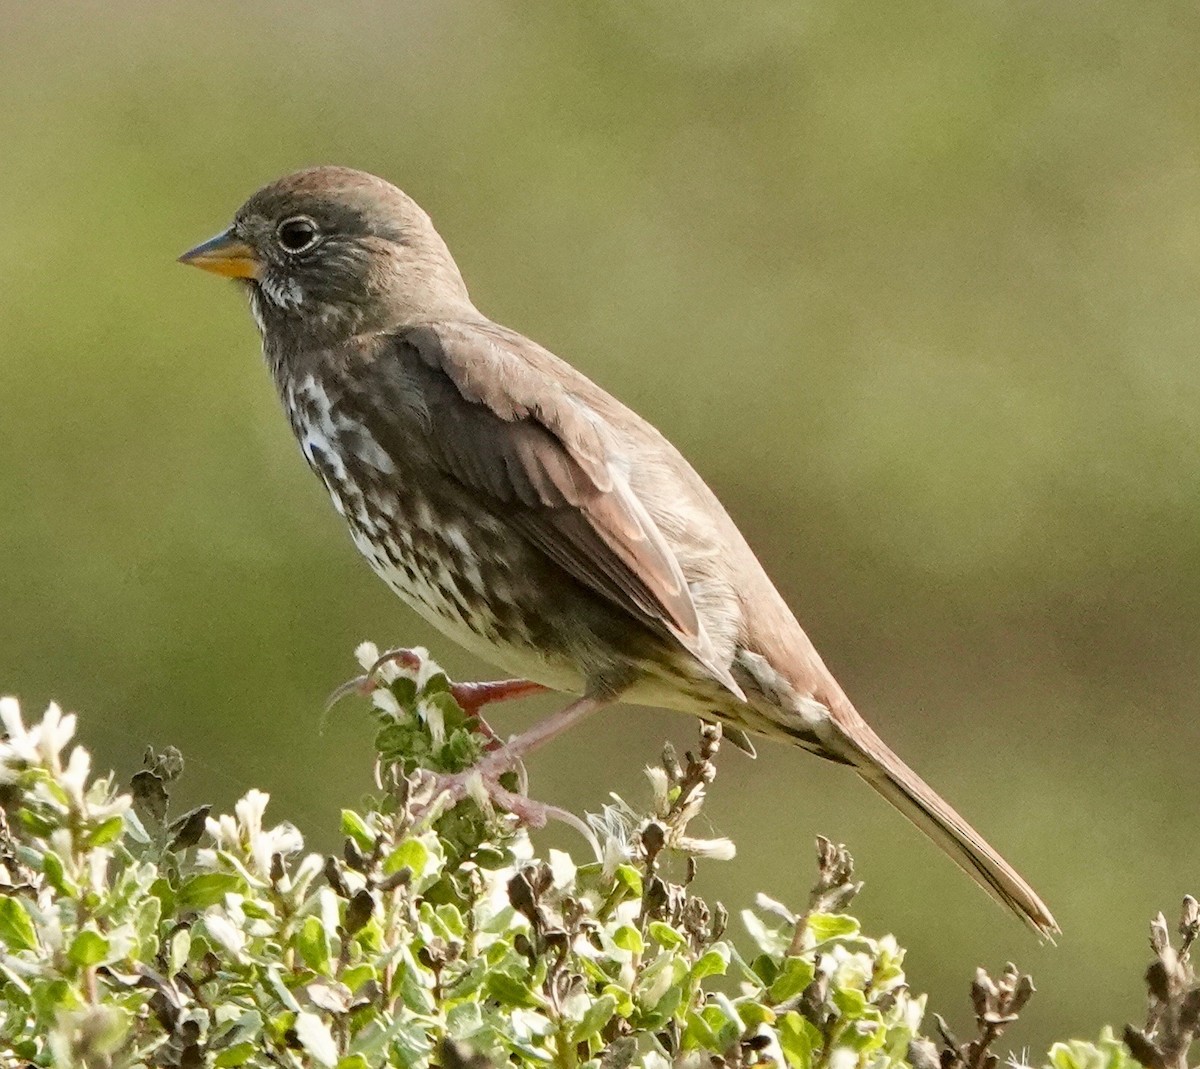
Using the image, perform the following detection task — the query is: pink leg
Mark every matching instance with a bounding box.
[418,697,606,826]
[449,678,548,719]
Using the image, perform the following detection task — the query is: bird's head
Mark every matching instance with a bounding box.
[179,167,473,344]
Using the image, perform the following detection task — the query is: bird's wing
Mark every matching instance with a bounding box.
[381,321,744,700]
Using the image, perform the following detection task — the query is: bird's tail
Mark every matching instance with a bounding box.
[825,710,1059,939]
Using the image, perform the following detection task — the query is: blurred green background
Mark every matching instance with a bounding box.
[3,0,1199,1049]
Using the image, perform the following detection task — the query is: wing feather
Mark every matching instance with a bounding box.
[386,322,743,700]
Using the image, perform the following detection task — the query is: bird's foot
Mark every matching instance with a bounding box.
[324,647,421,712]
[325,647,546,745]
[419,752,540,823]
[413,750,602,858]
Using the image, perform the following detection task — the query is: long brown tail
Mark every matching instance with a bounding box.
[827,714,1058,938]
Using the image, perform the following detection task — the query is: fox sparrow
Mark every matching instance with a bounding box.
[180,167,1056,936]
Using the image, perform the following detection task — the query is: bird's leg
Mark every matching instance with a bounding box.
[417,696,605,827]
[441,678,549,748]
[326,647,547,743]
[449,679,548,720]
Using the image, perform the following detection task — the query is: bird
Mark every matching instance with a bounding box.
[179,165,1057,937]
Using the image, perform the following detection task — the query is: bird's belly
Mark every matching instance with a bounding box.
[287,380,715,702]
[344,520,588,693]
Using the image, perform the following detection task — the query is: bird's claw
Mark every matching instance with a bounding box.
[324,647,427,714]
[411,759,602,860]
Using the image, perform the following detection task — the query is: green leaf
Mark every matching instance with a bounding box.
[768,956,816,1004]
[736,1000,775,1028]
[0,897,38,951]
[446,1000,484,1038]
[691,945,729,981]
[435,902,465,937]
[385,838,428,879]
[386,677,418,712]
[150,876,176,915]
[638,984,683,1028]
[602,981,634,1017]
[648,921,685,949]
[214,1043,259,1067]
[335,1058,371,1069]
[86,815,126,847]
[749,953,779,986]
[683,1008,719,1050]
[168,928,191,976]
[701,999,742,1050]
[31,977,78,1019]
[68,928,110,967]
[612,925,643,955]
[18,808,57,838]
[419,669,452,696]
[177,872,243,910]
[779,1010,818,1069]
[342,963,376,994]
[806,913,859,941]
[297,915,331,974]
[573,993,617,1043]
[485,970,543,1009]
[41,850,72,895]
[832,986,868,1018]
[613,864,643,897]
[340,809,375,851]
[133,894,163,959]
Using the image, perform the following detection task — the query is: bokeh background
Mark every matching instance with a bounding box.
[3,0,1199,1050]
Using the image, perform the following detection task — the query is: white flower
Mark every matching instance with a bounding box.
[294,1010,339,1067]
[371,688,401,717]
[0,698,77,777]
[38,704,78,769]
[285,852,326,899]
[587,798,638,876]
[903,992,927,1034]
[236,790,269,841]
[644,766,671,812]
[548,849,576,890]
[202,909,246,959]
[642,1048,673,1069]
[417,696,446,747]
[205,790,304,881]
[318,886,341,938]
[675,835,736,861]
[354,641,437,687]
[755,894,796,924]
[411,650,443,690]
[60,747,91,809]
[83,846,115,895]
[826,943,873,989]
[828,1047,859,1069]
[638,955,680,1009]
[0,697,30,760]
[354,641,381,673]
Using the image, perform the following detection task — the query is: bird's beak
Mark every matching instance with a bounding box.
[177,228,262,279]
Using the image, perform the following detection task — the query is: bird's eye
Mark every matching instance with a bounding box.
[276,217,320,253]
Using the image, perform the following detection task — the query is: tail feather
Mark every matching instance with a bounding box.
[833,719,1059,939]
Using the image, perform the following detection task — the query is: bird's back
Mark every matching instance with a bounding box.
[452,320,848,720]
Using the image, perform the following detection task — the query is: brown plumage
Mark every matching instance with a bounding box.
[180,166,1057,937]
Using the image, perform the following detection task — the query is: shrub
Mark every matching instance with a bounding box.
[0,645,1185,1069]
